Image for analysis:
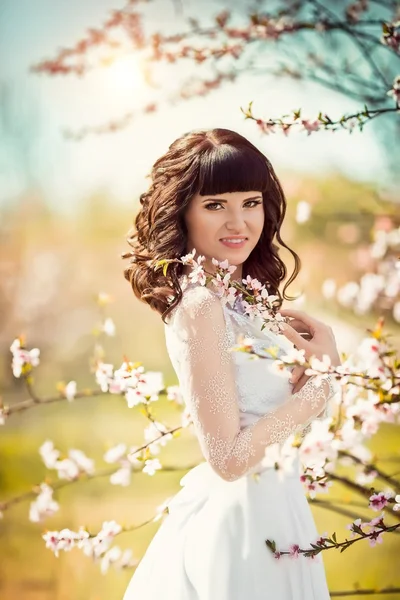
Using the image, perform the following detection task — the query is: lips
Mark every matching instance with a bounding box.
[220,238,248,248]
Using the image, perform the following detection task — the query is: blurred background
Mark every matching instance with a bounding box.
[0,0,399,598]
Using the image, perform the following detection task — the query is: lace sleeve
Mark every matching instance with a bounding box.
[168,285,337,482]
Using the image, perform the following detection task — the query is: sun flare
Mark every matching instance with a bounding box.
[106,53,145,93]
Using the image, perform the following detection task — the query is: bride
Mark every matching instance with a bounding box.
[122,127,341,599]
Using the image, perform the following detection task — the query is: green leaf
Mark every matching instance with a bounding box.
[265,539,276,553]
[154,259,166,272]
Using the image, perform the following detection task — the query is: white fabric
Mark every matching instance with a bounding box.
[123,276,333,599]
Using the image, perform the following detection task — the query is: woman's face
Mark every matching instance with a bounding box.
[183,190,265,279]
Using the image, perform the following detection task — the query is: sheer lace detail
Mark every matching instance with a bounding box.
[165,282,337,482]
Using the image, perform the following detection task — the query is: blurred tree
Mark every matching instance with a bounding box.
[30,0,400,176]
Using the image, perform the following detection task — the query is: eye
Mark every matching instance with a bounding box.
[204,200,262,211]
[246,200,262,208]
[204,202,222,210]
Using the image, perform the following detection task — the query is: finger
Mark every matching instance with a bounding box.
[292,373,312,394]
[280,322,310,351]
[279,309,319,334]
[289,365,304,384]
[284,318,311,335]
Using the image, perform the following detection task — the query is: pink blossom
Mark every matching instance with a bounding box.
[347,518,363,537]
[368,491,390,511]
[368,531,384,547]
[387,75,400,104]
[242,275,263,291]
[289,543,300,558]
[43,528,88,556]
[188,263,206,285]
[366,514,385,528]
[301,119,320,135]
[315,532,329,546]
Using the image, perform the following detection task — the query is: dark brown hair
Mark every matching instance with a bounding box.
[122,128,301,324]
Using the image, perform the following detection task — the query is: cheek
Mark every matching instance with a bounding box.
[252,209,265,232]
[192,210,221,235]
[185,209,214,240]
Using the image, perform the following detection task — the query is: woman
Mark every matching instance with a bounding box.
[122,128,340,599]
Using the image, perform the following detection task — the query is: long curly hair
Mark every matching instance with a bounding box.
[122,128,301,324]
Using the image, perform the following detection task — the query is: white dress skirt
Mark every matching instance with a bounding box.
[123,277,333,599]
[122,458,330,599]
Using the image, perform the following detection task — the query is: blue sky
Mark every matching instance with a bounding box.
[0,0,393,213]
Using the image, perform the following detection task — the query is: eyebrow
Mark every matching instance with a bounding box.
[201,195,263,203]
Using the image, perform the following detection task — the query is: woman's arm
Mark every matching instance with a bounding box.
[169,286,336,482]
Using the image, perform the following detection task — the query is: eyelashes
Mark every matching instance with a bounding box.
[204,201,263,211]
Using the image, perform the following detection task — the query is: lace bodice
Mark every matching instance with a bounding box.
[164,275,337,482]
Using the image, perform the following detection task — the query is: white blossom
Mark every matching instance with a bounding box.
[166,385,184,405]
[322,279,336,299]
[43,527,89,557]
[296,201,311,223]
[142,458,162,476]
[39,440,60,469]
[68,449,95,475]
[10,338,40,378]
[337,282,359,308]
[280,347,306,365]
[110,466,131,487]
[104,443,127,464]
[95,362,115,393]
[55,458,80,480]
[102,317,116,336]
[65,380,77,401]
[30,483,59,523]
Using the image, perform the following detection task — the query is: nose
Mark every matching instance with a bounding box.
[225,211,246,234]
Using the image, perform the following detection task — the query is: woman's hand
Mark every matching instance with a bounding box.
[281,315,313,341]
[280,313,313,391]
[279,308,341,367]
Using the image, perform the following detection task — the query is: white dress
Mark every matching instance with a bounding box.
[123,275,335,600]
